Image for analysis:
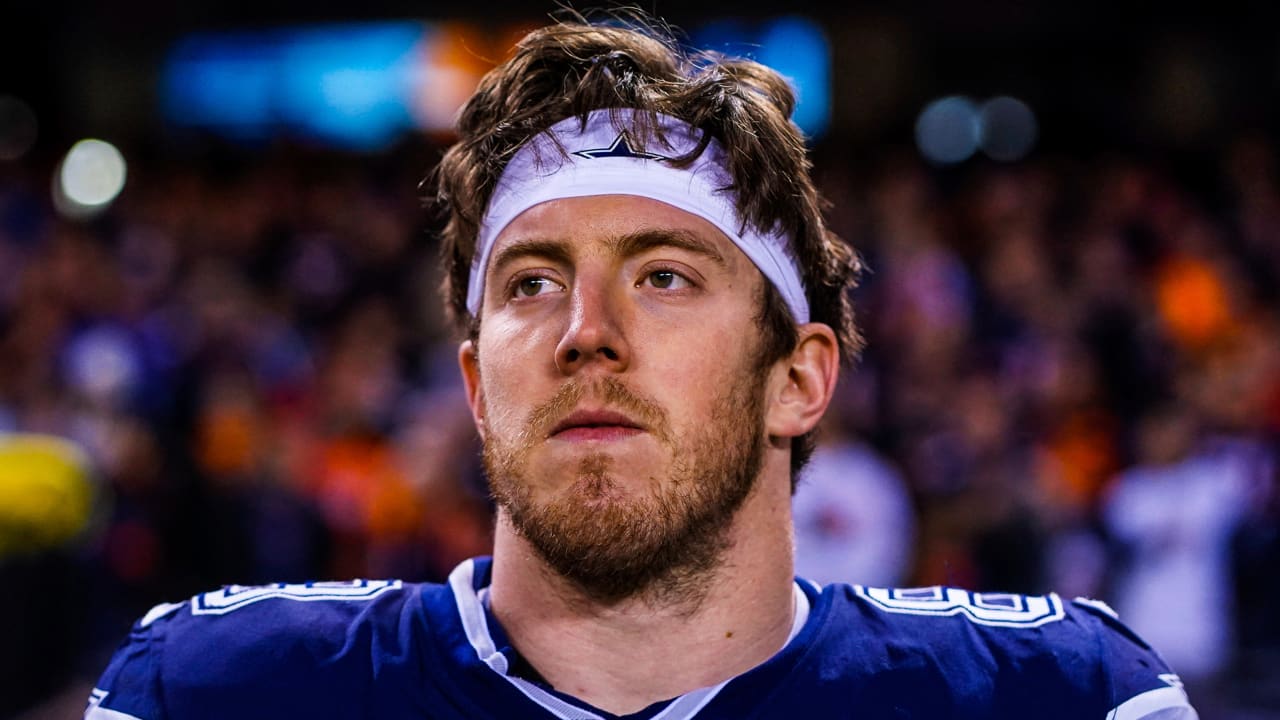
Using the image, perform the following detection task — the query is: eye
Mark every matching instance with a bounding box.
[641,269,693,290]
[514,276,564,298]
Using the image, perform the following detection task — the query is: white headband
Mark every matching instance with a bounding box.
[466,109,810,323]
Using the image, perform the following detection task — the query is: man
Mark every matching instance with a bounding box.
[88,14,1197,719]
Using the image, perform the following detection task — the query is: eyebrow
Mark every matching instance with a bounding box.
[612,228,728,270]
[488,227,729,284]
[488,238,575,283]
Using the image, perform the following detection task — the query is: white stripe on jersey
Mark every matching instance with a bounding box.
[1105,686,1199,720]
[140,600,184,628]
[450,560,604,720]
[85,706,146,720]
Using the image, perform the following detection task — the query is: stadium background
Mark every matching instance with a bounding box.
[2,1,1279,717]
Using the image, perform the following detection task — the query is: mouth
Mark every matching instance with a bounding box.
[549,409,646,442]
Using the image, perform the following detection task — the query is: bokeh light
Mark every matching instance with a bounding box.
[755,16,832,139]
[978,96,1038,162]
[54,138,127,218]
[690,16,833,139]
[915,95,980,165]
[63,326,141,408]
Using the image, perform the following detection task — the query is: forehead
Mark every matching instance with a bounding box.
[491,194,743,264]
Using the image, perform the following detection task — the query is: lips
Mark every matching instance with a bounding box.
[549,409,645,439]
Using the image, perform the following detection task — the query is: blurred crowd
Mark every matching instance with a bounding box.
[2,130,1279,717]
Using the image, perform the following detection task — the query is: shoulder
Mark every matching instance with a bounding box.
[88,579,448,720]
[823,584,1091,685]
[158,579,416,669]
[810,583,1196,718]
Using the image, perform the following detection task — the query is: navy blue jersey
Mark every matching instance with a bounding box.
[88,557,1196,719]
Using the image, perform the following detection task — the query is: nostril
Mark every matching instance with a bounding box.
[565,348,580,363]
[601,347,618,361]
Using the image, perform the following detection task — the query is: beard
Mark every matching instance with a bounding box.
[482,372,767,607]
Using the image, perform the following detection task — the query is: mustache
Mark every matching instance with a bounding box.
[523,377,671,445]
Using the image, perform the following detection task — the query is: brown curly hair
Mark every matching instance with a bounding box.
[430,11,863,482]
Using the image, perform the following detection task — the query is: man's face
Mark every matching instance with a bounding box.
[461,195,773,603]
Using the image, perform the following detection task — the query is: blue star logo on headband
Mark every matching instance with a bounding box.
[572,133,671,161]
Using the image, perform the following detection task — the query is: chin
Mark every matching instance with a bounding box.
[540,446,661,491]
[563,470,622,504]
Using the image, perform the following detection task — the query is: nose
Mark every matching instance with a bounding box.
[554,276,630,375]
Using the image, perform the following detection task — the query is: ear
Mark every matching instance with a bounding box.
[765,323,840,439]
[458,339,486,441]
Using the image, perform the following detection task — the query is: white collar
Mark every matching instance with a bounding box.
[448,559,811,720]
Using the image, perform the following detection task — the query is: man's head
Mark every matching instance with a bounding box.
[432,13,861,602]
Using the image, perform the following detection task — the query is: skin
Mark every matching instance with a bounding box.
[458,195,840,714]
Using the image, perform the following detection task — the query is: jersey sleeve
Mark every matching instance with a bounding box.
[84,602,181,720]
[1072,599,1199,720]
[83,580,416,719]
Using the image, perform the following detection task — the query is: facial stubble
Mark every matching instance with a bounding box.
[482,373,767,607]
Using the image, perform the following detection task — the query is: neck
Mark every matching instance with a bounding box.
[487,457,797,715]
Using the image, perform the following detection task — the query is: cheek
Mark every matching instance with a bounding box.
[481,310,560,362]
[641,325,753,411]
[644,303,751,365]
[478,360,525,426]
[476,322,554,425]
